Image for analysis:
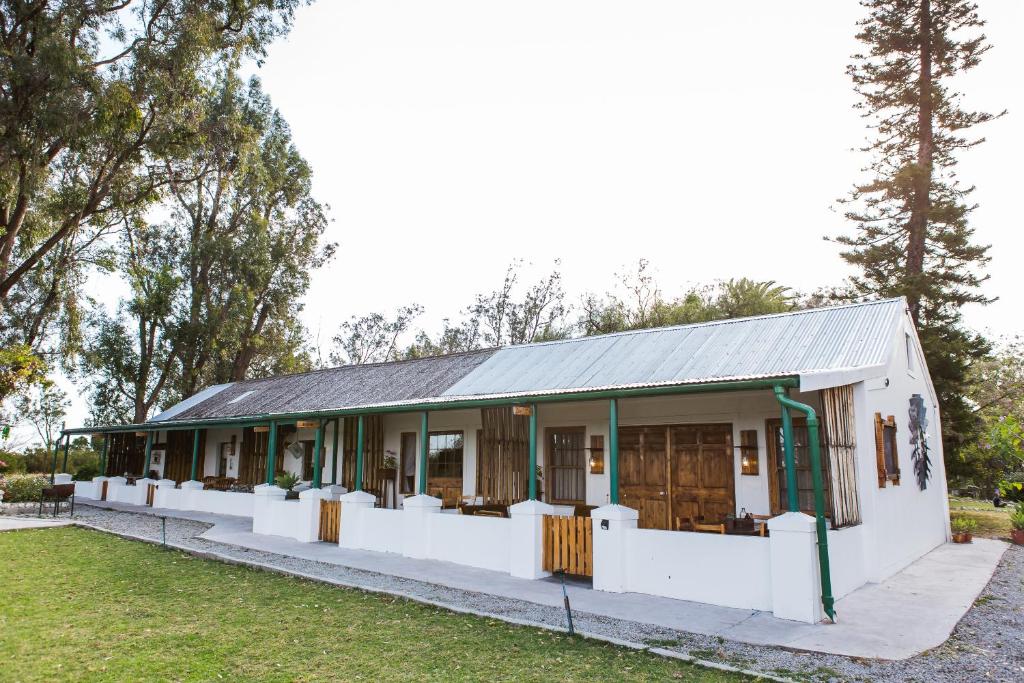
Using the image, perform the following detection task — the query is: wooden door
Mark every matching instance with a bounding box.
[618,426,670,529]
[619,423,735,530]
[670,424,734,525]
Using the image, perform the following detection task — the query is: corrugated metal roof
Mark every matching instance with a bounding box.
[161,349,497,421]
[151,383,234,422]
[441,298,905,398]
[150,298,905,424]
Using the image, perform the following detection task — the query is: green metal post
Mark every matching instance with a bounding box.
[190,429,201,481]
[330,418,340,485]
[61,434,71,472]
[101,435,109,477]
[609,399,619,504]
[418,411,428,495]
[50,431,63,483]
[143,432,154,476]
[773,385,836,623]
[354,415,365,491]
[312,420,324,488]
[266,421,278,485]
[779,390,800,512]
[528,404,538,500]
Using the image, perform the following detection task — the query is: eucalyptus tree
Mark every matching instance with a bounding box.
[0,0,302,378]
[83,73,332,423]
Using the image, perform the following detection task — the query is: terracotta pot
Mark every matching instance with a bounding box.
[1011,528,1024,545]
[952,532,973,544]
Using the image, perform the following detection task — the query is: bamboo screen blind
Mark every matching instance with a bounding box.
[105,432,145,477]
[821,385,861,527]
[341,415,384,493]
[476,407,530,505]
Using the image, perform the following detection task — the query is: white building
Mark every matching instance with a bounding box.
[68,297,949,624]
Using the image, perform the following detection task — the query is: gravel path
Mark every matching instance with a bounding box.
[63,505,1023,683]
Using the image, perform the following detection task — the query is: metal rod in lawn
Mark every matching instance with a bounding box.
[559,570,575,635]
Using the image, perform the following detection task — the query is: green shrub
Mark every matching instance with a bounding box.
[1010,504,1024,531]
[0,473,49,503]
[275,472,300,490]
[74,466,98,481]
[951,515,978,534]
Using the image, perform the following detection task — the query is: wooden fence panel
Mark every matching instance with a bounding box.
[319,500,341,543]
[542,515,592,577]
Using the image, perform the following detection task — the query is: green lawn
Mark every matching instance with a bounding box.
[948,496,1014,539]
[0,527,746,682]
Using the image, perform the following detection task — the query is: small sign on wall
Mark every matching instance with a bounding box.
[512,405,532,416]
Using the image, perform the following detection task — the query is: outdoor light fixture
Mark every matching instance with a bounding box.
[588,435,605,474]
[739,429,759,476]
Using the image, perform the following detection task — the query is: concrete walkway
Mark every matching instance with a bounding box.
[0,516,73,531]
[78,499,1006,660]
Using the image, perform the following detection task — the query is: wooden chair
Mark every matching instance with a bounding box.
[573,504,597,518]
[473,509,504,518]
[750,514,771,537]
[39,483,75,517]
[693,522,726,534]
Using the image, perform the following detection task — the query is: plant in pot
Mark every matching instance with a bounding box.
[951,515,977,544]
[379,452,398,480]
[275,472,301,499]
[1010,503,1024,545]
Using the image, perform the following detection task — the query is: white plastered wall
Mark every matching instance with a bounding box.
[853,312,950,583]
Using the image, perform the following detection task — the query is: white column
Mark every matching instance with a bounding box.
[252,485,287,535]
[590,504,638,593]
[767,511,824,624]
[337,490,376,549]
[401,494,442,559]
[508,499,555,579]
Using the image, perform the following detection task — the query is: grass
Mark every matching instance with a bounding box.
[948,496,1015,539]
[0,527,749,683]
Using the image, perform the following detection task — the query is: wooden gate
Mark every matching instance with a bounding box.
[146,483,157,506]
[319,500,341,543]
[542,515,593,577]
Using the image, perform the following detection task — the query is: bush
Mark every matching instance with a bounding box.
[0,473,49,503]
[1010,504,1024,532]
[951,515,978,534]
[275,472,300,490]
[74,466,98,481]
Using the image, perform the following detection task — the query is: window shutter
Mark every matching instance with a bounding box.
[888,415,900,486]
[874,412,887,487]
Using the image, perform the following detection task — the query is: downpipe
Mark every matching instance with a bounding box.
[773,385,837,623]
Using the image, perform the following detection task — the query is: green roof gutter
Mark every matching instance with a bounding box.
[773,385,837,623]
[61,377,800,435]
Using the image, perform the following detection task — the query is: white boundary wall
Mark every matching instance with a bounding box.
[623,527,772,611]
[337,493,550,579]
[154,481,255,518]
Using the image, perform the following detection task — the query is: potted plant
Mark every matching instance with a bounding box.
[379,452,398,480]
[951,515,977,544]
[1010,503,1024,545]
[275,472,301,499]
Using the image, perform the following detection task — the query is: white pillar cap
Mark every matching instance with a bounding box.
[508,499,555,517]
[590,504,639,521]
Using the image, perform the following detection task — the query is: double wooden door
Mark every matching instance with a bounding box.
[619,423,735,530]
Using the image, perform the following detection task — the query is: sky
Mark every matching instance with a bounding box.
[47,0,1024,439]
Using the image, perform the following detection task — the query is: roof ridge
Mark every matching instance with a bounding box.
[496,296,907,351]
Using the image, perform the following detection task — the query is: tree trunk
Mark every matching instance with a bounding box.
[906,0,934,324]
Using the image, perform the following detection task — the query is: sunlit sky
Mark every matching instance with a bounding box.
[51,0,1024,438]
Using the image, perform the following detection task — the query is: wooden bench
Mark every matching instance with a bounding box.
[38,483,75,517]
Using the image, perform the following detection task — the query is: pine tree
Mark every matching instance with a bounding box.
[838,0,1002,460]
